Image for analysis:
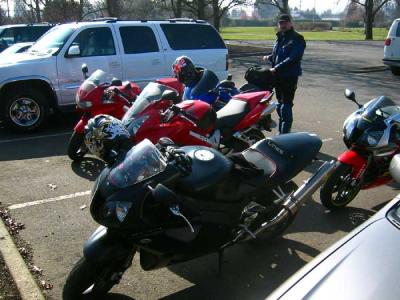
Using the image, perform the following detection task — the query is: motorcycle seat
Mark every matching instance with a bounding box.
[215,99,249,129]
[241,132,322,185]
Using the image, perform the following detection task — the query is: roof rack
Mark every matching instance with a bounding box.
[91,17,118,23]
[168,18,206,23]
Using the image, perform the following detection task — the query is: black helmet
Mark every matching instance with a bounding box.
[84,114,131,162]
[172,56,197,85]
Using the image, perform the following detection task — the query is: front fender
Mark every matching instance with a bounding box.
[338,150,367,177]
[74,115,90,133]
[83,226,135,265]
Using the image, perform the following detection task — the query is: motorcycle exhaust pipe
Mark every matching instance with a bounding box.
[251,160,336,238]
[260,100,277,118]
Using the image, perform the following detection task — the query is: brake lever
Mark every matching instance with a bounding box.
[170,205,194,233]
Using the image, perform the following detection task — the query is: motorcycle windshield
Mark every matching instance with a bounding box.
[108,139,166,189]
[123,82,171,121]
[81,70,109,94]
[361,96,398,123]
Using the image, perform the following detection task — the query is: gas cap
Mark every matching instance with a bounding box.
[194,149,214,161]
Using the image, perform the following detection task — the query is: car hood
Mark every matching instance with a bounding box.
[272,216,400,300]
[0,52,52,66]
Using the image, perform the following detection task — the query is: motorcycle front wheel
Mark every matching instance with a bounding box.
[320,162,361,210]
[67,132,88,161]
[63,256,129,300]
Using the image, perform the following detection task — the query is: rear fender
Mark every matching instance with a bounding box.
[338,150,367,178]
[83,226,135,265]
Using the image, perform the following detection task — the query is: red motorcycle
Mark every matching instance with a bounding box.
[320,89,400,210]
[68,65,184,161]
[121,81,276,151]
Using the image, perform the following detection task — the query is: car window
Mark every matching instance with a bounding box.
[397,22,400,37]
[119,26,159,54]
[70,27,116,57]
[30,26,51,40]
[160,24,225,50]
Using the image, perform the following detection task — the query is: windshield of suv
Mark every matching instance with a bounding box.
[122,82,172,122]
[108,139,166,189]
[28,25,75,56]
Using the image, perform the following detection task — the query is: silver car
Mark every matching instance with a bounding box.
[268,155,400,300]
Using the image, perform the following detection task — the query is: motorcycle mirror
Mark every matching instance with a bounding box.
[81,64,89,79]
[151,183,178,205]
[162,90,180,104]
[111,78,122,86]
[227,74,233,80]
[344,88,356,102]
[390,154,400,183]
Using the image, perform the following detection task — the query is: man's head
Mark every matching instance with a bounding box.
[277,14,292,33]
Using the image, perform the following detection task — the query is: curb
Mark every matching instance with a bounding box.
[0,219,44,300]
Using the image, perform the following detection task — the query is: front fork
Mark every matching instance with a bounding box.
[74,112,91,134]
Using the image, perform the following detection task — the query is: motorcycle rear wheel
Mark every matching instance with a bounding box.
[63,256,127,300]
[67,132,88,161]
[320,162,361,210]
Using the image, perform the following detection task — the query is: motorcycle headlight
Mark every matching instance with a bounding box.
[365,131,384,147]
[76,94,92,109]
[115,201,132,223]
[126,115,149,135]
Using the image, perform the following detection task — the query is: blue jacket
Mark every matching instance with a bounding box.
[268,28,306,78]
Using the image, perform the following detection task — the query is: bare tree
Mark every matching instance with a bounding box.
[350,0,391,40]
[255,0,289,15]
[157,0,183,18]
[211,0,249,31]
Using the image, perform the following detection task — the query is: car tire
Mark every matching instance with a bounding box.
[3,89,49,133]
[390,66,400,76]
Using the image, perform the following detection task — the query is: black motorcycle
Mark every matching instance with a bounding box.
[63,133,335,299]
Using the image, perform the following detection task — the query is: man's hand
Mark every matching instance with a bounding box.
[269,68,276,73]
[262,55,272,61]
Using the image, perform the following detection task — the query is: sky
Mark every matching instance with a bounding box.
[289,0,349,14]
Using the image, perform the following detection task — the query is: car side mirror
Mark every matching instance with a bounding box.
[151,183,177,206]
[344,89,356,101]
[390,154,400,183]
[67,45,80,57]
[81,63,89,79]
[161,89,180,104]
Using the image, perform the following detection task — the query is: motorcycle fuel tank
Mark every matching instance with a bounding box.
[177,146,233,196]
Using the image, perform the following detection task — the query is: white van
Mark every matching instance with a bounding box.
[384,18,400,75]
[0,19,228,132]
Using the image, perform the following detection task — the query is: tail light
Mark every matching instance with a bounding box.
[226,54,229,70]
[385,38,392,46]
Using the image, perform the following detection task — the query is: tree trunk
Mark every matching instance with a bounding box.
[365,0,374,40]
[197,0,206,20]
[34,0,41,22]
[78,0,84,20]
[282,0,289,14]
[175,0,182,18]
[212,0,220,31]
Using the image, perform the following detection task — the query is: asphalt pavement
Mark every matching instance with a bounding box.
[0,40,399,300]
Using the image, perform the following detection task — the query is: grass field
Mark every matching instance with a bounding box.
[220,27,389,41]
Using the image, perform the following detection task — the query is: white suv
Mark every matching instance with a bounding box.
[384,18,400,76]
[0,19,228,132]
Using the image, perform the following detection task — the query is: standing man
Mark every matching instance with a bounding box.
[263,14,306,134]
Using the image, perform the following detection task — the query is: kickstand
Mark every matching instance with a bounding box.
[217,249,224,278]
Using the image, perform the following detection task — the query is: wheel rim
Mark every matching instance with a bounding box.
[331,170,360,206]
[9,98,41,127]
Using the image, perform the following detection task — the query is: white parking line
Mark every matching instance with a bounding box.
[322,138,334,142]
[0,132,71,144]
[8,190,91,210]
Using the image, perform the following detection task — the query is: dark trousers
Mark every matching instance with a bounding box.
[275,77,298,134]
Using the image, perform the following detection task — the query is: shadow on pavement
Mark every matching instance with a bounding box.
[71,157,106,181]
[162,238,319,300]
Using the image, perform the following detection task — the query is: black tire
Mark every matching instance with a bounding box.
[320,162,361,210]
[390,66,400,76]
[67,132,88,161]
[249,181,298,241]
[3,89,49,133]
[63,257,125,300]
